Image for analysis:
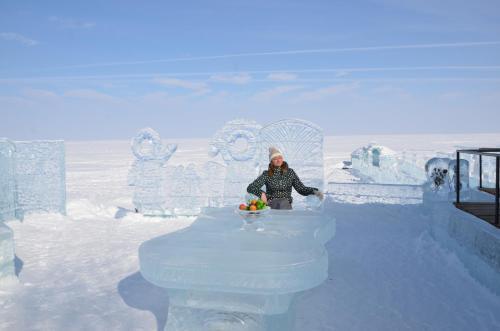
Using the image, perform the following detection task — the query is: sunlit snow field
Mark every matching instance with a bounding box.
[1,133,500,330]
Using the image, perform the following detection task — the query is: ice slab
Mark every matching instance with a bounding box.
[0,223,16,285]
[202,161,226,208]
[448,159,470,192]
[0,139,16,221]
[165,164,204,216]
[139,207,334,330]
[13,140,66,218]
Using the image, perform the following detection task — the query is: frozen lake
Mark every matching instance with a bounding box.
[1,133,500,330]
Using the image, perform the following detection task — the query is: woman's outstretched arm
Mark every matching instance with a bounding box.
[291,169,317,196]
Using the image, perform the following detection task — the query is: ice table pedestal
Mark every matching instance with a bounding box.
[139,207,335,331]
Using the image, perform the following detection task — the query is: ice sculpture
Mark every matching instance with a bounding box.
[210,119,262,205]
[0,223,16,285]
[424,157,451,193]
[351,144,426,185]
[202,161,226,208]
[13,140,66,218]
[164,163,203,216]
[259,119,324,209]
[129,128,177,216]
[139,207,335,331]
[448,159,470,192]
[0,139,17,221]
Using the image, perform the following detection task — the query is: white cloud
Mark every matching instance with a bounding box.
[154,77,206,90]
[0,32,39,46]
[64,89,120,102]
[266,72,298,81]
[335,71,349,78]
[252,85,304,101]
[49,16,96,29]
[210,73,252,84]
[23,88,59,99]
[296,82,359,101]
[154,77,210,95]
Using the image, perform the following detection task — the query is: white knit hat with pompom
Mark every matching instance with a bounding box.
[269,146,283,161]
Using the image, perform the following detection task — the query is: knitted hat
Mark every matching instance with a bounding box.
[269,146,283,161]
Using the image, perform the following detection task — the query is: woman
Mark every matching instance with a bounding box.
[247,147,324,209]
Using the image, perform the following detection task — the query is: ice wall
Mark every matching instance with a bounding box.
[0,223,16,285]
[351,144,426,185]
[0,139,17,221]
[202,161,226,208]
[165,164,204,216]
[13,141,66,218]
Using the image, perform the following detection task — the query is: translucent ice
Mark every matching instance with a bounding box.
[351,144,426,185]
[13,140,66,218]
[210,119,262,205]
[424,157,451,194]
[0,139,16,221]
[448,159,470,192]
[0,223,16,285]
[201,161,226,208]
[139,207,335,330]
[165,164,203,216]
[129,128,177,216]
[259,119,324,208]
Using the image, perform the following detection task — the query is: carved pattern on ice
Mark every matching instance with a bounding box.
[129,128,177,216]
[259,119,324,208]
[13,141,66,218]
[210,119,262,205]
[165,164,203,216]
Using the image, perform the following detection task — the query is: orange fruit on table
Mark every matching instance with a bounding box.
[250,200,257,205]
[239,204,247,210]
[249,205,257,211]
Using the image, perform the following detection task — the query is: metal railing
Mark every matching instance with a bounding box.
[456,148,500,225]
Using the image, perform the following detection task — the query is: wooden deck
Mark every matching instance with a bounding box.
[454,202,500,228]
[479,187,498,196]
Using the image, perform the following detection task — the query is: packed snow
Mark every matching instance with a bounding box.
[1,133,500,330]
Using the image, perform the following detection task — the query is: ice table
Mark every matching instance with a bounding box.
[139,207,335,331]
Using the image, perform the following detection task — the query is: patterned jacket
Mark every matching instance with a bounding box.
[247,167,317,204]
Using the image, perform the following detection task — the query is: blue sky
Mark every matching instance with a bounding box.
[1,0,500,140]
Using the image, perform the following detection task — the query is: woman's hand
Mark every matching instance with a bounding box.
[314,190,324,200]
[260,192,268,204]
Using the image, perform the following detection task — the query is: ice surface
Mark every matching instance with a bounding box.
[210,119,262,205]
[0,223,16,285]
[3,136,500,330]
[139,207,335,330]
[259,119,324,208]
[351,144,426,185]
[128,128,177,216]
[0,139,17,221]
[13,140,66,218]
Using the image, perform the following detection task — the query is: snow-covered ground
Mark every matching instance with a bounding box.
[1,133,500,330]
